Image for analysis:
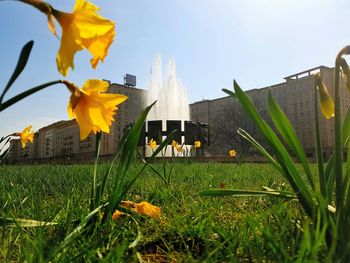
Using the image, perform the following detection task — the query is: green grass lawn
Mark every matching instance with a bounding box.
[0,162,312,262]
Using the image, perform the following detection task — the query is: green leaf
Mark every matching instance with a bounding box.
[121,130,177,197]
[128,217,142,249]
[313,81,327,198]
[268,93,314,190]
[108,102,156,213]
[0,217,58,228]
[324,105,350,198]
[341,105,350,145]
[0,41,34,103]
[222,88,236,98]
[233,80,314,216]
[199,189,297,199]
[237,128,283,174]
[91,132,102,211]
[53,203,107,257]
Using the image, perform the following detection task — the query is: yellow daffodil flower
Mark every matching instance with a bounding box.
[171,140,178,148]
[121,201,161,219]
[20,0,115,76]
[194,140,201,149]
[148,139,157,149]
[14,125,35,148]
[64,79,127,141]
[176,145,183,153]
[316,74,335,119]
[229,149,236,157]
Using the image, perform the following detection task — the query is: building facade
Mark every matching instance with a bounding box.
[190,66,349,158]
[8,66,349,163]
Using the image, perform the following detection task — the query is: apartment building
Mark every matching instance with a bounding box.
[9,66,348,162]
[190,66,349,158]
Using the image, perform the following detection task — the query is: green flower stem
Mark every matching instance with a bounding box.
[90,132,101,211]
[334,58,343,211]
[0,80,64,112]
[314,77,326,198]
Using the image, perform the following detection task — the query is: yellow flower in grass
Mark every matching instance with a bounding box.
[64,79,127,140]
[135,201,161,219]
[171,140,178,148]
[121,201,161,219]
[229,149,236,157]
[20,0,115,76]
[14,125,35,148]
[194,140,201,149]
[176,145,183,153]
[148,139,157,149]
[316,73,335,119]
[112,209,124,222]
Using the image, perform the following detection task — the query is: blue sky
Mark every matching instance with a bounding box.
[1,0,350,138]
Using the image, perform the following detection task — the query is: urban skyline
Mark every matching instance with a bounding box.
[9,64,349,163]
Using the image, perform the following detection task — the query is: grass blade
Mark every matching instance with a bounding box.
[233,80,313,216]
[91,132,101,210]
[313,80,327,198]
[237,128,283,174]
[53,203,107,258]
[199,189,297,199]
[109,102,156,213]
[268,93,314,190]
[222,88,236,98]
[0,217,58,228]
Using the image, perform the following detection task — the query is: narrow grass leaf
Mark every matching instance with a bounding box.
[121,131,176,197]
[268,93,314,190]
[199,189,297,199]
[233,81,314,216]
[0,217,58,228]
[53,204,107,257]
[91,132,101,210]
[313,81,327,198]
[324,103,350,198]
[222,88,236,98]
[237,128,283,174]
[128,217,142,249]
[109,102,156,213]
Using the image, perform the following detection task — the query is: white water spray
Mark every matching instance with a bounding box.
[146,55,189,122]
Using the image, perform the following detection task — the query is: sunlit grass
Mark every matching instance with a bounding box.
[0,162,310,261]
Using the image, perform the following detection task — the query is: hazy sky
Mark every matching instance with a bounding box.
[1,0,349,138]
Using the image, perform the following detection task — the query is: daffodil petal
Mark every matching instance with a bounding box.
[67,98,75,119]
[56,29,83,76]
[87,105,110,133]
[82,28,115,68]
[320,97,335,119]
[74,99,94,140]
[72,0,115,68]
[82,79,109,93]
[94,93,128,107]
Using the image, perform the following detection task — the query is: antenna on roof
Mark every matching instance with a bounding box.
[124,74,136,87]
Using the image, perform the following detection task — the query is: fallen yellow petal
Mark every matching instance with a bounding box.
[135,201,161,219]
[112,209,123,222]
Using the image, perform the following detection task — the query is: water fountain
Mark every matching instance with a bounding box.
[146,55,190,122]
[143,55,207,157]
